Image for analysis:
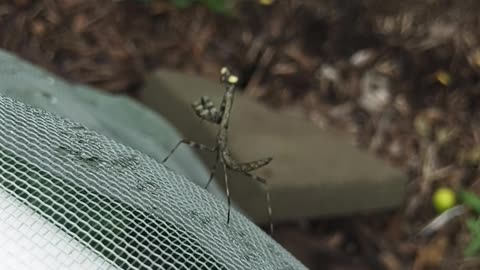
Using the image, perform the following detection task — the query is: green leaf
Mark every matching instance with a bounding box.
[459,191,480,214]
[171,0,194,8]
[465,218,480,257]
[204,0,228,12]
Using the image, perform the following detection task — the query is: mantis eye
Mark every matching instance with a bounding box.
[220,67,229,75]
[227,75,238,84]
[220,67,238,85]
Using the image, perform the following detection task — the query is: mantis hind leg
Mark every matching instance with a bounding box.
[232,157,273,172]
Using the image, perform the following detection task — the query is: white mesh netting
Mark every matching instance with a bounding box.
[0,95,307,270]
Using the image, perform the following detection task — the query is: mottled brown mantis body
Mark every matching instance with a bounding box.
[162,67,274,235]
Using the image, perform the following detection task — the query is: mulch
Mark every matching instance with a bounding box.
[2,0,480,269]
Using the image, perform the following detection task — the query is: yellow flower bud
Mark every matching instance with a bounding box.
[435,70,452,86]
[259,0,274,5]
[258,0,274,6]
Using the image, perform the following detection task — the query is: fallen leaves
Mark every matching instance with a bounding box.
[413,236,448,270]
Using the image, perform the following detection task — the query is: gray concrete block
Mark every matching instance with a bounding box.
[140,70,407,223]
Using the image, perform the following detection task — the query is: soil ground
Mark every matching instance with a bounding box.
[2,0,480,269]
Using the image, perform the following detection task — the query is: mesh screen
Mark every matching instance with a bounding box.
[0,95,307,270]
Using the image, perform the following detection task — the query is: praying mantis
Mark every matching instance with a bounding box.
[161,67,274,235]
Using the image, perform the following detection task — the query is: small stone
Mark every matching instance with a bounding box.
[359,70,391,113]
[350,49,376,67]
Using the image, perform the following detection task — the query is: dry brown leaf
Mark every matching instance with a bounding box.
[413,236,448,270]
